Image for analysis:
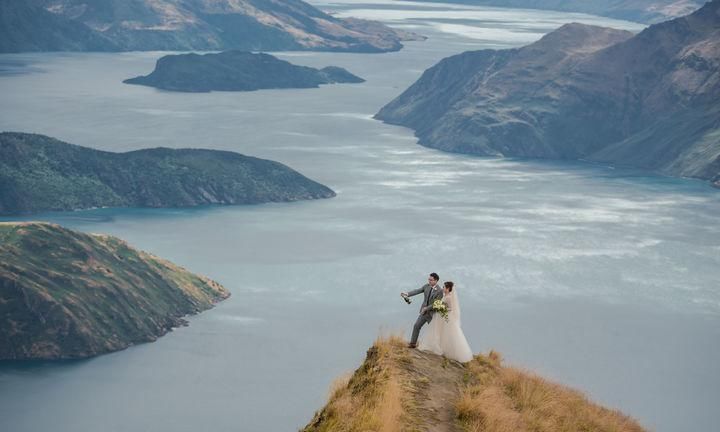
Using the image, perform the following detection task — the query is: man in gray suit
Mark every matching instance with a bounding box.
[401,272,444,348]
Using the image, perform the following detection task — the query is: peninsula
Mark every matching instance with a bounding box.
[0,132,335,215]
[377,1,720,188]
[0,222,230,361]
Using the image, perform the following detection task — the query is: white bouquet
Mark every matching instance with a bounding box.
[432,299,449,322]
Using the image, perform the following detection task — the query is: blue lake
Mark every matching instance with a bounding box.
[1,1,718,431]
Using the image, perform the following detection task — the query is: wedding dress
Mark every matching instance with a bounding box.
[418,290,473,363]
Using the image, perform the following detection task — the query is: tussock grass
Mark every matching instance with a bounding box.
[301,336,412,432]
[457,353,647,432]
[303,339,646,432]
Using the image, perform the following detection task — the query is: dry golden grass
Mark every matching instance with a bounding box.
[378,373,404,432]
[302,338,646,432]
[327,372,353,400]
[457,353,647,432]
[302,335,412,432]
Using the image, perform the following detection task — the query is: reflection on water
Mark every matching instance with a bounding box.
[0,2,718,432]
[319,0,644,46]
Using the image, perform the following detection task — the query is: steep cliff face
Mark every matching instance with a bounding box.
[123,50,364,92]
[0,132,335,215]
[302,337,647,432]
[0,0,415,53]
[376,0,720,186]
[0,222,229,361]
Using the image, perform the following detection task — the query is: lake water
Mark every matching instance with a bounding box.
[1,1,718,431]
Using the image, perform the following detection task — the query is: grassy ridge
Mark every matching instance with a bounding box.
[303,337,647,432]
[302,337,416,432]
[456,353,645,432]
[0,222,229,360]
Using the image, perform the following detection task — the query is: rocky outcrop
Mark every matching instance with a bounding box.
[0,222,230,360]
[0,132,335,215]
[376,1,720,187]
[124,50,364,92]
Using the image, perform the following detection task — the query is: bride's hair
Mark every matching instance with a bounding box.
[444,281,454,291]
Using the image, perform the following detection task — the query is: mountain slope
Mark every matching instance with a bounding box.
[0,0,414,53]
[302,337,646,432]
[123,50,364,92]
[0,1,117,52]
[0,222,229,360]
[0,132,335,215]
[376,1,720,187]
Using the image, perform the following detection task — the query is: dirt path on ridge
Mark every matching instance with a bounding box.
[400,347,466,432]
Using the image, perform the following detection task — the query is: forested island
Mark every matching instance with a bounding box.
[124,51,364,92]
[0,132,335,215]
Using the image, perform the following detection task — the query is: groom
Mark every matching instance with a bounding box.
[402,272,444,348]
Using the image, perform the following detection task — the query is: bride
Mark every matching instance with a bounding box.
[418,281,473,363]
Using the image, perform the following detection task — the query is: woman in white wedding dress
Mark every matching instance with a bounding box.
[418,281,473,363]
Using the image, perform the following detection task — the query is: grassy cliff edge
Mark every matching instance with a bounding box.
[303,337,646,432]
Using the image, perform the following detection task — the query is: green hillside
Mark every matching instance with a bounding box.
[0,222,230,360]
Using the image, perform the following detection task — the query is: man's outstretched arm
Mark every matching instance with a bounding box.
[403,286,425,297]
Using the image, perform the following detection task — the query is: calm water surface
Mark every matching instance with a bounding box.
[1,2,718,431]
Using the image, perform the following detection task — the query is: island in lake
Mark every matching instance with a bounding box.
[0,222,230,361]
[0,132,335,215]
[124,50,365,92]
[376,0,720,188]
[303,337,647,431]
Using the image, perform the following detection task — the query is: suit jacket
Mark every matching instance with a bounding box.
[407,283,444,317]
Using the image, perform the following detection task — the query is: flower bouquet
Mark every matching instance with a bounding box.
[432,299,449,322]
